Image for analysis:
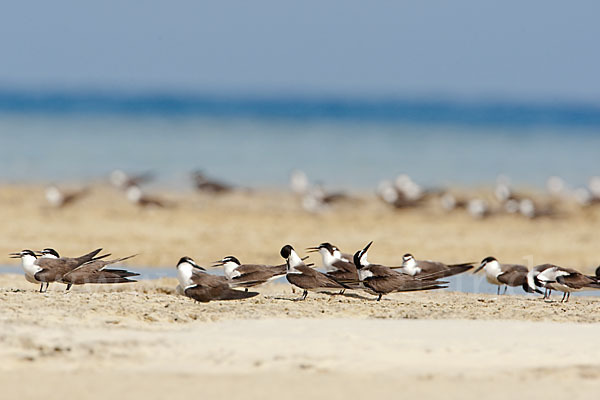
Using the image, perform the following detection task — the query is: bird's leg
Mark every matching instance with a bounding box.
[503,286,508,295]
[302,290,308,300]
[497,286,500,295]
[560,292,567,303]
[566,292,571,302]
[377,293,382,301]
[65,283,72,292]
[543,288,548,299]
[339,289,345,295]
[39,283,44,293]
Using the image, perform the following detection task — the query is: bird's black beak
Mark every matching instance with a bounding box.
[192,264,206,271]
[473,263,485,273]
[211,260,225,267]
[362,241,373,253]
[9,252,21,258]
[305,246,320,253]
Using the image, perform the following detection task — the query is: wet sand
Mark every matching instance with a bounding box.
[2,184,600,398]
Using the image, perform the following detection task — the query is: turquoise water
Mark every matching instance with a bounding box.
[1,92,600,189]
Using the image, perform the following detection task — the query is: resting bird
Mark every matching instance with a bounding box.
[175,256,258,302]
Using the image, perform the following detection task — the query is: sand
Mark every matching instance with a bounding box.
[1,184,600,270]
[1,276,600,399]
[2,184,600,398]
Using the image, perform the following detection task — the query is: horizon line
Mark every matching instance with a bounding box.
[0,88,599,127]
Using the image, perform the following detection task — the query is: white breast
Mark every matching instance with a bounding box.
[484,261,503,285]
[222,262,241,280]
[358,269,374,281]
[21,255,43,283]
[176,263,195,289]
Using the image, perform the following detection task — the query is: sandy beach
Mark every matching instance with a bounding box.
[1,184,600,269]
[1,277,600,399]
[2,184,600,398]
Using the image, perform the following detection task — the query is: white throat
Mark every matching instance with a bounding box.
[401,257,419,275]
[20,255,42,282]
[484,260,502,279]
[319,249,340,272]
[176,262,195,288]
[287,250,304,273]
[222,261,240,279]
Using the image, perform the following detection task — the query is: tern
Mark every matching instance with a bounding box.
[394,253,473,279]
[212,256,287,290]
[535,265,600,302]
[175,256,258,302]
[306,242,358,293]
[474,257,540,295]
[353,242,447,301]
[280,245,347,300]
[10,248,110,292]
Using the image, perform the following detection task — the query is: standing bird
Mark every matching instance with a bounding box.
[306,242,358,293]
[353,242,447,301]
[212,256,287,290]
[126,186,168,208]
[280,245,347,300]
[394,253,474,280]
[526,264,557,299]
[9,248,107,292]
[45,185,89,208]
[175,257,258,302]
[61,255,139,289]
[110,170,154,190]
[474,257,539,295]
[535,265,600,303]
[191,171,232,193]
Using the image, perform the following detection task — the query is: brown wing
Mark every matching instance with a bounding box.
[231,264,286,287]
[62,256,138,284]
[557,268,600,290]
[497,265,528,286]
[331,259,358,274]
[363,265,446,294]
[286,266,345,290]
[185,273,257,302]
[416,260,474,279]
[34,258,79,282]
[72,248,103,264]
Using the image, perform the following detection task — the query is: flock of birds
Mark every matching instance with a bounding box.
[44,169,600,220]
[10,242,600,303]
[45,169,232,208]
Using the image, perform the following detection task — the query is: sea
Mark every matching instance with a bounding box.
[1,90,600,190]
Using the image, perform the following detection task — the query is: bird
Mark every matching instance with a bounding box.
[212,256,287,290]
[45,185,89,208]
[60,255,139,289]
[393,253,474,279]
[175,256,258,302]
[280,245,347,300]
[467,198,490,219]
[126,185,168,208]
[352,242,447,301]
[110,170,154,190]
[473,257,539,295]
[535,265,600,302]
[306,242,358,293]
[191,171,232,193]
[526,264,557,299]
[9,248,108,292]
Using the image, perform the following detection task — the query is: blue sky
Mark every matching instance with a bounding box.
[1,1,599,102]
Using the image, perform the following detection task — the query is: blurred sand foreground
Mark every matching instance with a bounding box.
[2,184,600,399]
